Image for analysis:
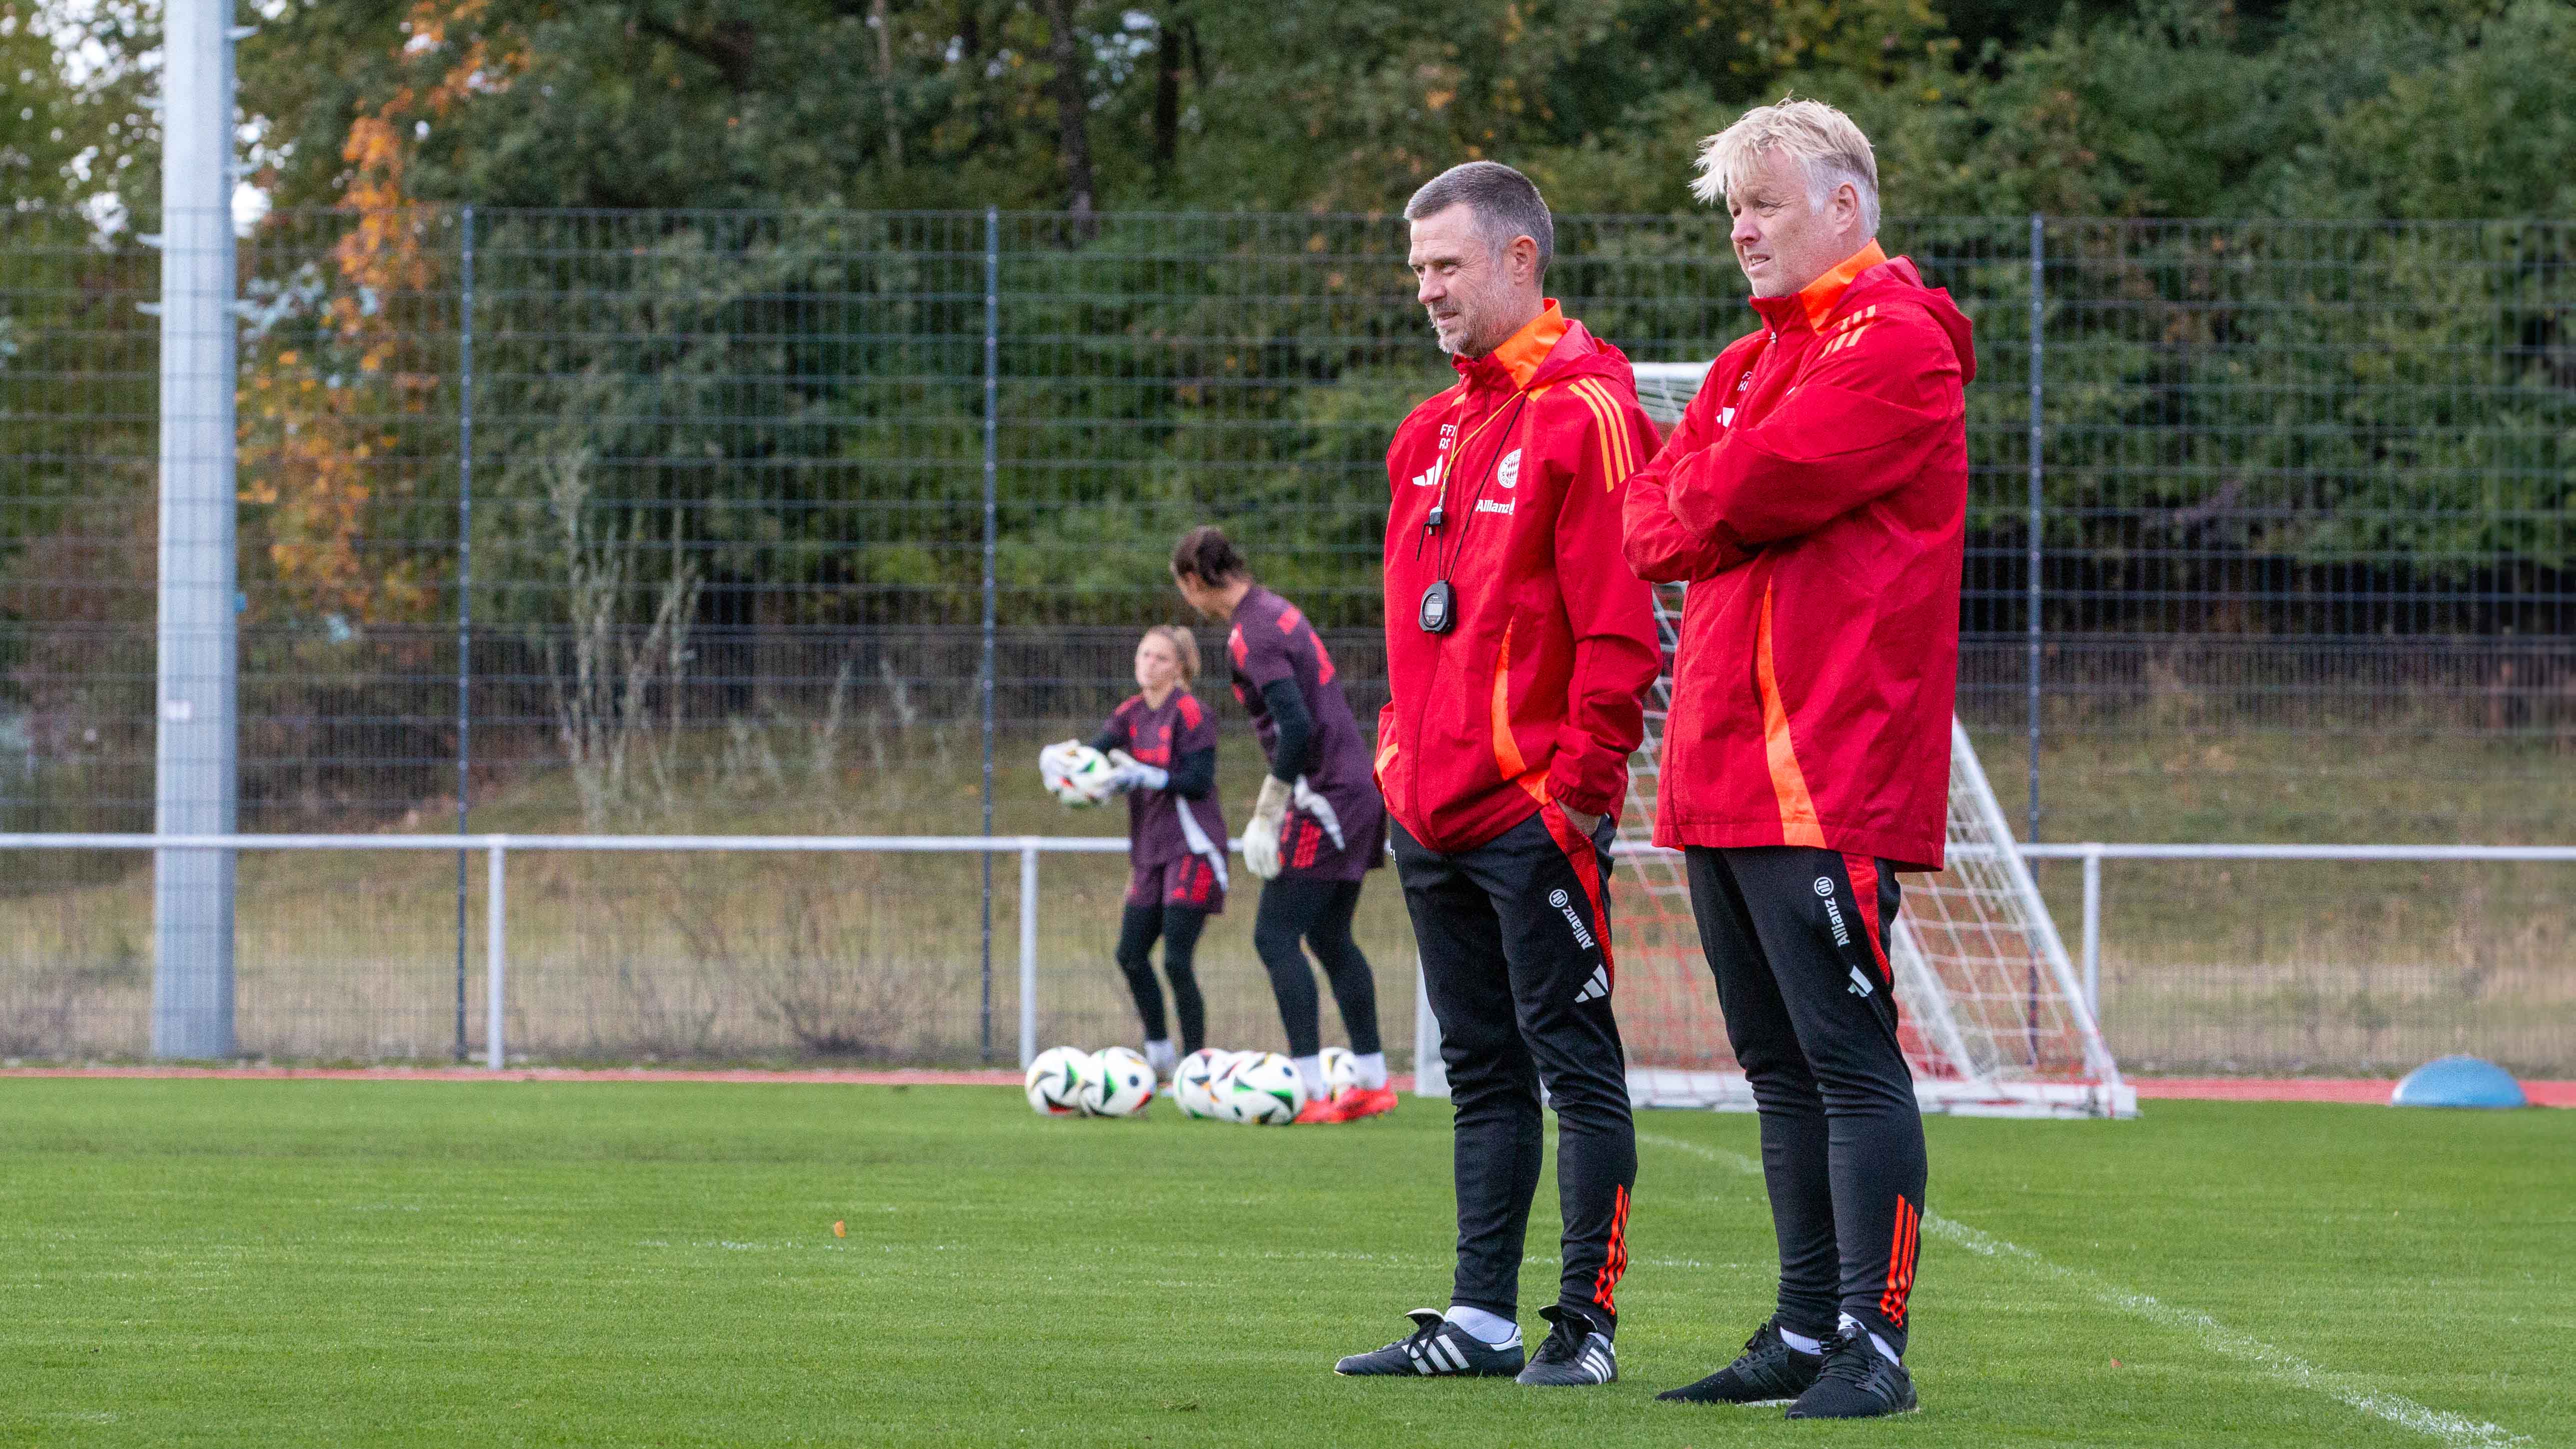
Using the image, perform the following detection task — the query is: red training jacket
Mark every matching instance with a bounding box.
[1379,301,1663,854]
[1622,244,1974,870]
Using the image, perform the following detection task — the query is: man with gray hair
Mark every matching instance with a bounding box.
[1623,98,1975,1420]
[1336,160,1660,1388]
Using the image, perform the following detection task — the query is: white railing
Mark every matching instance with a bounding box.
[0,831,1132,1070]
[2015,842,2576,1019]
[4,833,2569,1068]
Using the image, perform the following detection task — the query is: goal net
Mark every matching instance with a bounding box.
[1415,362,2131,1118]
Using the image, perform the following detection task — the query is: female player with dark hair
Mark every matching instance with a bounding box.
[1170,525,1396,1123]
[1070,624,1230,1080]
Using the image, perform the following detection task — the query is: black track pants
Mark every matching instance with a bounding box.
[1112,904,1209,1054]
[1394,807,1635,1337]
[1252,878,1382,1058]
[1685,845,1926,1356]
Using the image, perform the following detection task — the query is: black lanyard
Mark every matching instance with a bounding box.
[1414,389,1530,633]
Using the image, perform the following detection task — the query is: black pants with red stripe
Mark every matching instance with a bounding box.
[1685,845,1926,1356]
[1394,806,1636,1338]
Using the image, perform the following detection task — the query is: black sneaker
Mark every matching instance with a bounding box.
[1334,1310,1525,1377]
[1785,1323,1918,1419]
[1656,1318,1824,1405]
[1514,1305,1617,1386]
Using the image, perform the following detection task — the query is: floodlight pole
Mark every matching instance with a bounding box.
[978,208,1000,1062]
[454,204,475,1063]
[152,0,241,1058]
[2025,214,2044,846]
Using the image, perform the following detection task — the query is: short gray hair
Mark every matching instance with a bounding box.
[1691,98,1881,236]
[1403,162,1553,278]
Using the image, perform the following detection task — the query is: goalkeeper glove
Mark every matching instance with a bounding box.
[1104,748,1168,794]
[1242,775,1291,879]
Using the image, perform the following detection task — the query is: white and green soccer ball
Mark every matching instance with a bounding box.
[1319,1046,1360,1096]
[1024,1045,1100,1117]
[1083,1046,1157,1118]
[1219,1052,1306,1125]
[1038,742,1115,808]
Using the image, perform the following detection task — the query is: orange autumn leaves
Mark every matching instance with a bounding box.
[239,0,527,630]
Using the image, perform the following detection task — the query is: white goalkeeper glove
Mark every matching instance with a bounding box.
[1291,776,1345,850]
[1104,748,1168,795]
[1242,775,1291,880]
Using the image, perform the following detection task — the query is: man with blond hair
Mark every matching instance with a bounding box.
[1622,98,1974,1420]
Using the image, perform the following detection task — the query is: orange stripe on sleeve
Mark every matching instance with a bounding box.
[1565,381,1620,488]
[1570,378,1638,488]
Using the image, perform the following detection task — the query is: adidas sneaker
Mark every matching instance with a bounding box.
[1514,1306,1616,1386]
[1785,1322,1917,1419]
[1334,1310,1524,1378]
[1655,1317,1823,1405]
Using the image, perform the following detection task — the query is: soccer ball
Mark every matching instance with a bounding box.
[1171,1048,1233,1119]
[1219,1052,1306,1125]
[1083,1046,1157,1117]
[1024,1046,1099,1116]
[1319,1046,1360,1096]
[1038,742,1115,808]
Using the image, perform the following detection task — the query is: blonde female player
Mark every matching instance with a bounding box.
[1070,626,1230,1078]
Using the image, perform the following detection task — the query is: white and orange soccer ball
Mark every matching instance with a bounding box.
[1319,1046,1360,1096]
[1171,1048,1233,1119]
[1037,742,1115,808]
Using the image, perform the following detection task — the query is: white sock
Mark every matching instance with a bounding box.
[1143,1038,1176,1077]
[1353,1051,1387,1090]
[1837,1312,1900,1364]
[1443,1306,1520,1346]
[1291,1054,1326,1101]
[1779,1328,1823,1356]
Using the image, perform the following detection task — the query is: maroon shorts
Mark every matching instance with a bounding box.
[1274,802,1386,882]
[1126,854,1226,914]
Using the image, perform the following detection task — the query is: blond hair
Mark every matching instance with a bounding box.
[1690,98,1880,236]
[1143,624,1201,684]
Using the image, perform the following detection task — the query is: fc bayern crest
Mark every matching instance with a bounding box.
[1497,448,1522,490]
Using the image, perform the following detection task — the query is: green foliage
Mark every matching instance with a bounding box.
[8,0,2573,224]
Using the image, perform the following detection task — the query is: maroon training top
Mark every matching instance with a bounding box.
[1228,585,1386,879]
[1094,688,1228,870]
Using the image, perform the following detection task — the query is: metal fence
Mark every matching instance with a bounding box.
[7,209,2572,835]
[2,206,2571,1068]
[1,834,2569,1079]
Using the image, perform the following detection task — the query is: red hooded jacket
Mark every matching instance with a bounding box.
[1622,246,1975,870]
[1379,302,1663,854]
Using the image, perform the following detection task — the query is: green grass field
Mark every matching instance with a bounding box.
[4,1080,2567,1446]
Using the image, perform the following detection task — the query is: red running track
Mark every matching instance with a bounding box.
[1,1066,2568,1106]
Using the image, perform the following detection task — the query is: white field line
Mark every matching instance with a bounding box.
[1635,1130,2524,1449]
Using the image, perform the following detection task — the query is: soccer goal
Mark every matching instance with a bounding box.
[1414,362,2132,1118]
